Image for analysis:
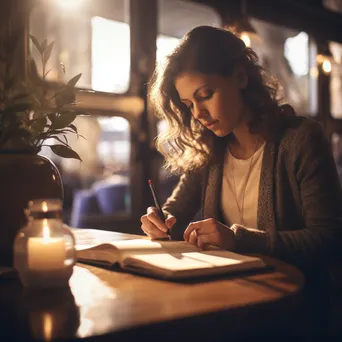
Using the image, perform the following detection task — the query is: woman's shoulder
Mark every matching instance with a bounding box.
[277,108,325,147]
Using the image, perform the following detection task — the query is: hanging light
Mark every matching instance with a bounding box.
[239,18,257,47]
[316,44,334,75]
[236,0,261,47]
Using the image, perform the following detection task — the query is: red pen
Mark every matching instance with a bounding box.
[148,179,170,239]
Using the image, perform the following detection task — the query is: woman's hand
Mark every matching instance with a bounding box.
[140,207,177,239]
[184,218,236,250]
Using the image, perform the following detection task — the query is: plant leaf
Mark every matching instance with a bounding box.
[49,145,82,161]
[29,35,41,54]
[67,73,82,88]
[41,39,47,54]
[48,113,57,123]
[69,124,77,133]
[49,135,69,146]
[43,41,54,65]
[50,112,76,129]
[55,89,76,107]
[45,68,52,77]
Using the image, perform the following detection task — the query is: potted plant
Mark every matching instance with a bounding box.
[0,33,87,266]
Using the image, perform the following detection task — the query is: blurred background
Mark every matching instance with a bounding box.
[6,0,341,233]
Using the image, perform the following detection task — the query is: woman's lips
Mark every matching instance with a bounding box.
[203,121,218,128]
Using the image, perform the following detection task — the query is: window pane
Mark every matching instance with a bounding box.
[158,0,222,38]
[332,133,342,185]
[29,0,130,94]
[250,18,318,115]
[39,115,131,226]
[156,34,180,67]
[91,17,130,93]
[330,42,342,118]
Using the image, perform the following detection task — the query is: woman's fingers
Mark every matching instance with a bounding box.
[184,218,217,242]
[197,233,219,250]
[188,230,198,246]
[140,207,175,239]
[184,221,200,242]
[165,215,177,228]
[146,207,168,232]
[140,216,168,239]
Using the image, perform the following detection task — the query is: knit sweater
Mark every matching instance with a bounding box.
[162,115,342,272]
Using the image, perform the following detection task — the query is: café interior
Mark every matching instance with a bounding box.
[0,0,341,341]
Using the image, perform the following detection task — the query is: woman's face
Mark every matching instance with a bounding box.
[174,70,247,137]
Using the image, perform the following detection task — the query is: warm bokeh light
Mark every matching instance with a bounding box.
[284,32,309,76]
[43,313,53,341]
[322,59,332,74]
[310,67,319,78]
[42,201,48,212]
[240,33,251,47]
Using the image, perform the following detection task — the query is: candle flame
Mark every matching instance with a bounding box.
[42,201,48,212]
[43,223,50,244]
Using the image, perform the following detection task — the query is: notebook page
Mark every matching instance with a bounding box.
[122,250,265,278]
[76,239,200,264]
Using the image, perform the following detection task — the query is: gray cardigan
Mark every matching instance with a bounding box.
[163,115,342,271]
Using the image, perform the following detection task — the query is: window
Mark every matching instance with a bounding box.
[158,0,222,39]
[330,42,342,118]
[157,0,222,66]
[29,0,130,93]
[250,18,318,115]
[39,115,131,226]
[156,35,180,67]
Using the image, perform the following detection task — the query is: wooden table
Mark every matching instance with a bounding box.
[0,229,305,342]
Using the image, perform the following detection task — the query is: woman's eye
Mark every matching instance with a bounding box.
[198,91,213,101]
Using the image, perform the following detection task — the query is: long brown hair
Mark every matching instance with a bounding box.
[150,26,282,175]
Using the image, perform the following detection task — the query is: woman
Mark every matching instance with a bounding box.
[140,25,341,274]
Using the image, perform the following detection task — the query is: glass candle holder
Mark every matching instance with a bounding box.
[14,199,76,289]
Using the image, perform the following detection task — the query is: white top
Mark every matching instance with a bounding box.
[221,143,265,229]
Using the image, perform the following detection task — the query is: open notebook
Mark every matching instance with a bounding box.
[76,237,267,280]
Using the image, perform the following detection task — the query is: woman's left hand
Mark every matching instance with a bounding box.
[183,218,236,250]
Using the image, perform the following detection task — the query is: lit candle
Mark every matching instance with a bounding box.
[28,222,66,271]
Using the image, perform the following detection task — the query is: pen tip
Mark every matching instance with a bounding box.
[148,179,152,185]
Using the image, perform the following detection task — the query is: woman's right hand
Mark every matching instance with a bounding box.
[140,207,177,239]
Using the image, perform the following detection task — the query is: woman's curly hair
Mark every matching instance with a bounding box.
[150,26,282,175]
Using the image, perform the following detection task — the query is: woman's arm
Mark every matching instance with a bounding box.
[162,171,202,240]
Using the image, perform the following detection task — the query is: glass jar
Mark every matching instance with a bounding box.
[14,199,76,289]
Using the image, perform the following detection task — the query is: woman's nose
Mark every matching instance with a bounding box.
[192,103,208,120]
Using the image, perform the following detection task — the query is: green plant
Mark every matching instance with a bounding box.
[0,34,87,160]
